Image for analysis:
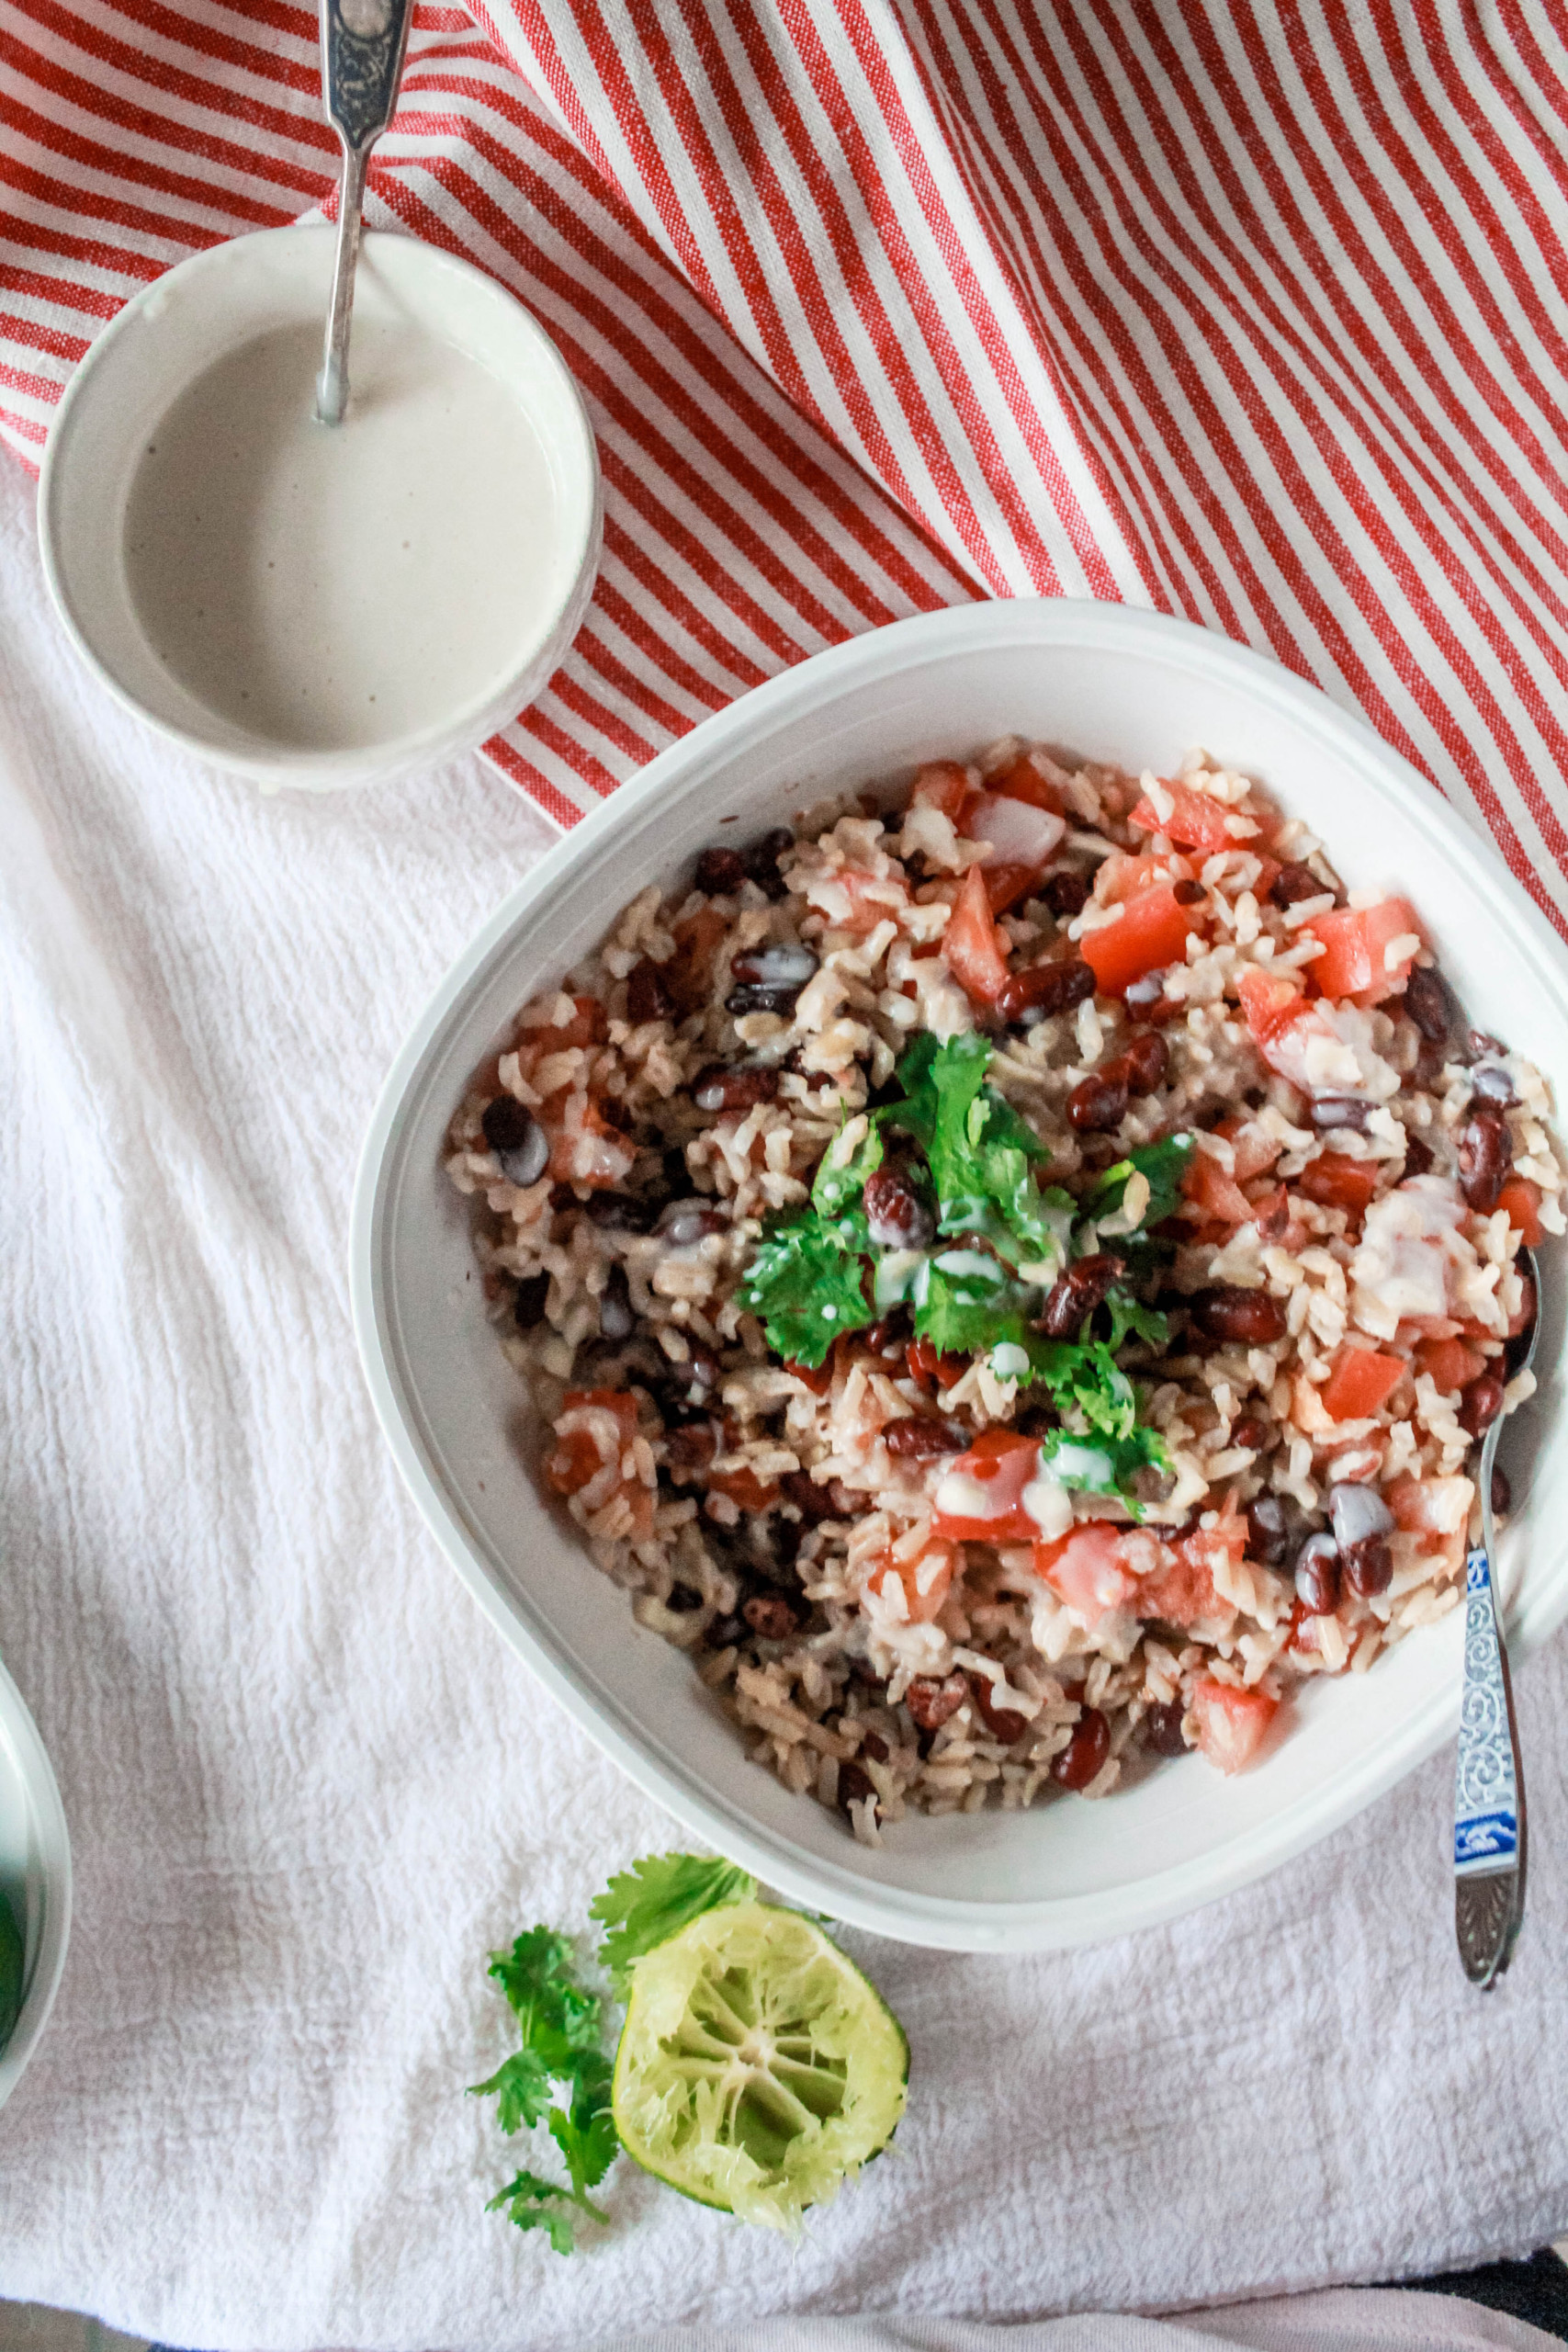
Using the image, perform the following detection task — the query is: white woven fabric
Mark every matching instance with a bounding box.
[1,458,1565,2352]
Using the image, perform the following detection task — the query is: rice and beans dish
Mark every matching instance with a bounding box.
[446,742,1558,1843]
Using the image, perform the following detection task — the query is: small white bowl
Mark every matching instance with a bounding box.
[351,598,1568,1952]
[38,226,601,789]
[0,1650,71,2111]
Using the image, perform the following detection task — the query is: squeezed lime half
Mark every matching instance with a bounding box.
[611,1898,908,2231]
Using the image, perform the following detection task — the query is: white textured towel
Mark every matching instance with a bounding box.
[1,453,1566,2352]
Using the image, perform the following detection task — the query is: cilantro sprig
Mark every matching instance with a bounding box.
[472,1854,759,2254]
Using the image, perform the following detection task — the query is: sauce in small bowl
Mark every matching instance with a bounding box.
[39,227,600,788]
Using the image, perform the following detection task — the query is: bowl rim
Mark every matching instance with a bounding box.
[36,224,602,789]
[350,595,1568,1951]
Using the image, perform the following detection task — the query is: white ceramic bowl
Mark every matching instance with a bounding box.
[38,226,601,789]
[0,1649,72,2110]
[351,599,1568,1951]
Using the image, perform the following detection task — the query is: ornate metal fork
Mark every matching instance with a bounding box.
[314,0,414,425]
[1453,1245,1539,1988]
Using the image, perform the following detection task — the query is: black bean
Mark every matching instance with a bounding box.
[703,1612,745,1651]
[1143,1699,1190,1756]
[1401,1133,1435,1178]
[1294,1533,1341,1614]
[657,1198,728,1245]
[664,1583,705,1613]
[665,1421,719,1476]
[1404,965,1450,1043]
[1471,1064,1517,1109]
[837,1759,879,1816]
[1468,1028,1506,1061]
[1043,869,1092,919]
[781,1470,852,1522]
[745,828,795,900]
[513,1272,551,1329]
[1270,862,1331,908]
[481,1095,549,1187]
[586,1191,657,1232]
[1341,1535,1393,1599]
[694,845,747,895]
[1312,1095,1371,1133]
[726,985,806,1018]
[1327,1482,1394,1548]
[1037,1251,1127,1340]
[1246,1491,1292,1567]
[1171,878,1206,907]
[598,1262,634,1342]
[692,1062,781,1112]
[1458,1374,1505,1438]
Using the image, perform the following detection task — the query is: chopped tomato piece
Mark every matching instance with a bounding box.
[866,1537,958,1625]
[1215,1115,1283,1183]
[834,867,908,934]
[1032,1522,1140,1628]
[545,1428,602,1497]
[931,1430,1043,1542]
[707,1465,782,1511]
[1303,899,1420,1006]
[1096,852,1167,906]
[909,761,972,821]
[1142,1498,1246,1629]
[1190,1678,1279,1773]
[1413,1337,1487,1395]
[1296,1152,1380,1212]
[1130,780,1256,855]
[547,1391,652,1533]
[519,994,606,1057]
[985,752,1066,814]
[942,865,1012,1006]
[665,906,731,1014]
[1081,885,1203,997]
[1496,1177,1544,1248]
[1319,1348,1406,1421]
[539,1089,637,1190]
[784,1352,836,1396]
[1235,964,1306,1045]
[1386,1473,1472,1577]
[907,1334,969,1392]
[1182,1151,1254,1227]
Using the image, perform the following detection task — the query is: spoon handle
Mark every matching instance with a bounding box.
[314,0,414,425]
[1453,1540,1527,1988]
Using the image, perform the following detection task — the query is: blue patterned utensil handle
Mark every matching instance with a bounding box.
[1453,1545,1526,1988]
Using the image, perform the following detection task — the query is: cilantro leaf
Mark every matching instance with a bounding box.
[1104,1288,1170,1352]
[736,1210,875,1367]
[811,1115,884,1218]
[470,2047,556,2135]
[591,1852,758,1993]
[486,2171,607,2253]
[548,2052,618,2199]
[1026,1337,1137,1441]
[1038,1422,1172,1510]
[913,1251,1026,1357]
[1080,1134,1195,1236]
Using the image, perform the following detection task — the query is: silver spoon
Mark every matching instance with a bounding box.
[1453,1243,1539,1988]
[314,0,415,427]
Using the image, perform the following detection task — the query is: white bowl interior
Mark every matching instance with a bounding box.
[356,602,1568,1950]
[39,227,601,786]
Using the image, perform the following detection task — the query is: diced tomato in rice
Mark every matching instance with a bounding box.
[1032,1522,1141,1629]
[1081,884,1204,997]
[1190,1678,1280,1774]
[931,1431,1043,1543]
[1303,899,1420,1006]
[1130,779,1257,856]
[942,865,1013,1006]
[866,1537,958,1625]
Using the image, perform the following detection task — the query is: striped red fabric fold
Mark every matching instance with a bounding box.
[3,0,1566,926]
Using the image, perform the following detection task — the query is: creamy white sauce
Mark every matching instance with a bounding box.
[122,316,558,750]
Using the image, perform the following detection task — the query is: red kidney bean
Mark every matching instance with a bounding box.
[694,845,748,895]
[1170,877,1206,906]
[1492,1464,1511,1517]
[745,828,795,901]
[1189,1286,1287,1345]
[1459,1374,1505,1437]
[657,1198,728,1244]
[742,1592,801,1641]
[1143,1699,1190,1757]
[1341,1535,1393,1599]
[905,1672,970,1733]
[1327,1482,1394,1548]
[665,1421,719,1476]
[482,1095,550,1187]
[1458,1110,1510,1213]
[1312,1095,1371,1132]
[1470,1064,1517,1109]
[969,1673,1030,1747]
[1050,1705,1111,1788]
[513,1272,551,1329]
[1232,1415,1271,1453]
[1043,870,1092,919]
[882,1416,969,1459]
[1037,1251,1127,1340]
[1121,1031,1169,1094]
[1068,1065,1130,1133]
[626,958,674,1023]
[1270,862,1330,908]
[1401,1133,1435,1178]
[1294,1533,1341,1614]
[692,1062,781,1113]
[1246,1491,1292,1566]
[860,1313,910,1359]
[1469,1028,1506,1060]
[1403,965,1450,1043]
[836,1758,879,1817]
[863,1165,938,1249]
[781,1470,852,1522]
[996,957,1097,1025]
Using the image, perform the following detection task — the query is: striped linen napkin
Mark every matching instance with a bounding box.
[3,0,1567,908]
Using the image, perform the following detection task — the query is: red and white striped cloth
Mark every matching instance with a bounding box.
[4,0,1567,918]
